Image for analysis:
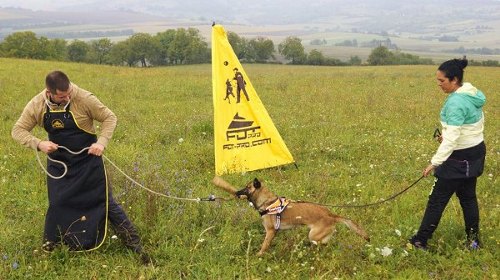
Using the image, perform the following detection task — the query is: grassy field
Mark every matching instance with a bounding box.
[0,58,498,279]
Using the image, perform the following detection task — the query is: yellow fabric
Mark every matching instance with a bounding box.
[211,24,294,175]
[264,197,290,215]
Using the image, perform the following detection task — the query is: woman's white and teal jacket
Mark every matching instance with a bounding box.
[431,82,486,167]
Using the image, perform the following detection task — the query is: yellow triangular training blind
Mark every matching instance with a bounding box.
[212,24,295,175]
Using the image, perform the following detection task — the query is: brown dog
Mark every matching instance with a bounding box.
[235,178,370,256]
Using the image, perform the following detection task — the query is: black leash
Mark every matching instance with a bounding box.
[295,175,425,208]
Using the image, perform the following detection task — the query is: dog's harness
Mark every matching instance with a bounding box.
[259,197,290,230]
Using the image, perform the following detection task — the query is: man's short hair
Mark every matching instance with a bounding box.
[45,71,70,94]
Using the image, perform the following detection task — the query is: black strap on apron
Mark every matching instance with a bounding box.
[43,104,108,251]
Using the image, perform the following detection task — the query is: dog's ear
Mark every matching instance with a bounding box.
[253,178,261,188]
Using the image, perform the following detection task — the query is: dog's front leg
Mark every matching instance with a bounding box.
[257,228,276,256]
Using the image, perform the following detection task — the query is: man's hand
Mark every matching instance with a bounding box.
[88,143,105,156]
[37,141,59,154]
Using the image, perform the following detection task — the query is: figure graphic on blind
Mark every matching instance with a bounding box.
[224,79,235,104]
[233,68,250,103]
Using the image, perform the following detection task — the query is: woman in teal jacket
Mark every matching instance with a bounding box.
[410,57,486,250]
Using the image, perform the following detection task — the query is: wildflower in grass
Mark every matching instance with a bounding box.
[178,138,184,143]
[2,254,7,260]
[380,246,393,257]
[395,229,402,236]
[266,267,272,273]
[197,238,205,243]
[12,261,19,269]
[111,235,118,240]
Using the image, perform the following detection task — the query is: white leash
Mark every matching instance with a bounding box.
[35,146,202,202]
[35,146,89,179]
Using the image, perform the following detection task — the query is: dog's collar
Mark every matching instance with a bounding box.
[259,197,289,216]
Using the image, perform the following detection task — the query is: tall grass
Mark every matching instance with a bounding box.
[0,58,498,279]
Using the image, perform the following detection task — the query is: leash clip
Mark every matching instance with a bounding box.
[199,194,216,202]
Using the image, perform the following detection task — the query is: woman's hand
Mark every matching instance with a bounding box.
[423,164,436,177]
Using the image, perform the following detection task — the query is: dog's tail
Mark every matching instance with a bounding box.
[336,217,370,242]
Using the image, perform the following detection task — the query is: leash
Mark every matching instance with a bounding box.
[35,146,227,202]
[295,175,425,208]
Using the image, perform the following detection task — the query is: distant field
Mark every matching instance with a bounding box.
[0,58,498,279]
[2,11,500,63]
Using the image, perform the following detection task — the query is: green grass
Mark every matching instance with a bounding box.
[0,58,498,279]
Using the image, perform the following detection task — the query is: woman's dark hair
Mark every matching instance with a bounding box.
[437,56,468,84]
[45,71,70,94]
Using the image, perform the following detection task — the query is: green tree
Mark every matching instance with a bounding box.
[127,33,161,67]
[249,37,275,62]
[1,31,41,59]
[168,28,190,65]
[227,31,245,59]
[35,37,53,60]
[109,41,134,66]
[349,55,362,65]
[278,36,306,64]
[307,49,325,65]
[155,29,177,65]
[227,32,254,62]
[367,46,395,65]
[46,38,68,61]
[166,28,209,65]
[184,28,209,64]
[482,60,499,67]
[67,40,90,62]
[88,38,113,64]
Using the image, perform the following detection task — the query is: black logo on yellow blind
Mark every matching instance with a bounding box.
[51,119,64,129]
[223,113,271,150]
[222,68,250,104]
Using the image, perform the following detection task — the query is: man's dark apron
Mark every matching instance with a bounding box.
[43,104,108,251]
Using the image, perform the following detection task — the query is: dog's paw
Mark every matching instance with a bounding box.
[256,251,264,256]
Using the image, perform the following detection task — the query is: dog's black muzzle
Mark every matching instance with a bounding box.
[235,188,249,199]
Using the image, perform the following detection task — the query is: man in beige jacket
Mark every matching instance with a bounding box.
[12,70,150,264]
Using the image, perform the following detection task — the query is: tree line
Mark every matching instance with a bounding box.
[1,28,497,67]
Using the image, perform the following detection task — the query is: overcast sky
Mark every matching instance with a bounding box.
[2,0,496,11]
[0,0,86,10]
